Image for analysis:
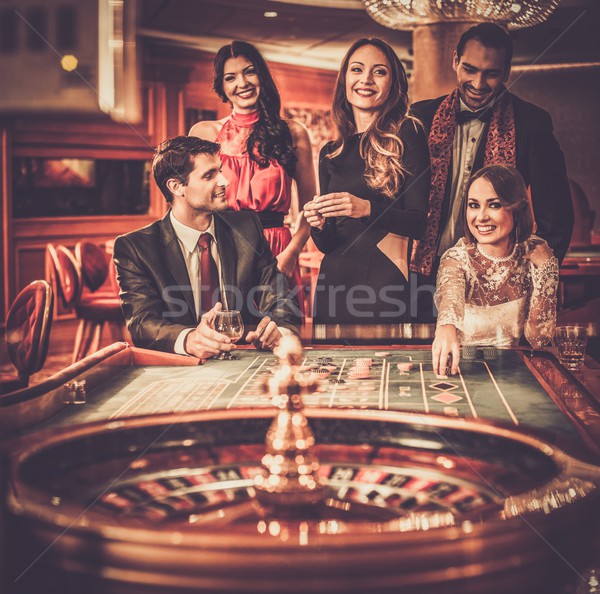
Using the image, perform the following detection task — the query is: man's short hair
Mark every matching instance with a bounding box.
[456,23,513,70]
[152,136,220,204]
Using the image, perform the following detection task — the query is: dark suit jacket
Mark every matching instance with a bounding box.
[113,210,300,353]
[411,92,573,262]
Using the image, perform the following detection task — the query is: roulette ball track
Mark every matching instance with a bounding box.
[5,407,599,594]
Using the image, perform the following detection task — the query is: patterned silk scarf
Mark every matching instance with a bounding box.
[410,88,516,276]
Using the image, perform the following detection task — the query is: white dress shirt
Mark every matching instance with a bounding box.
[170,211,225,354]
[438,100,487,255]
[169,211,291,355]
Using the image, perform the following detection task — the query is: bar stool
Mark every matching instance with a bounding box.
[75,240,125,359]
[0,280,54,394]
[46,243,123,363]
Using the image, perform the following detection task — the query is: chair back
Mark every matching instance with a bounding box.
[5,280,54,379]
[75,240,110,293]
[45,244,81,311]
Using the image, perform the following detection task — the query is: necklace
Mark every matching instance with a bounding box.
[477,241,516,262]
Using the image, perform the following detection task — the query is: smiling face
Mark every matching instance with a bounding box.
[453,39,509,111]
[466,176,515,257]
[170,153,229,221]
[345,44,392,123]
[222,56,261,114]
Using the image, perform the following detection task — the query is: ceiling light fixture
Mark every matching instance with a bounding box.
[60,54,78,72]
[264,11,279,18]
[362,0,560,30]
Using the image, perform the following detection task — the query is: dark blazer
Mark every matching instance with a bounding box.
[412,92,573,262]
[113,210,300,353]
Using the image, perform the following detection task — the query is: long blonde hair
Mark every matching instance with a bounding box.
[330,38,418,199]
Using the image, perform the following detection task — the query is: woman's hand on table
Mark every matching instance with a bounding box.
[312,192,371,219]
[432,325,460,376]
[184,303,234,359]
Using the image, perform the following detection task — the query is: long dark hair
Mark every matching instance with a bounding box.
[213,41,297,177]
[330,37,416,199]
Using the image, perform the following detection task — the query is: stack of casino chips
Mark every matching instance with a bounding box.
[347,358,373,380]
[300,357,338,382]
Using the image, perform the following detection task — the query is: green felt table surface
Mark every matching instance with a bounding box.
[48,348,582,444]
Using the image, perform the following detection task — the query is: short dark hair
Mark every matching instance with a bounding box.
[463,165,534,245]
[152,136,220,204]
[456,23,513,70]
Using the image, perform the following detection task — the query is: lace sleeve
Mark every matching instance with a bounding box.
[434,250,467,333]
[524,255,559,348]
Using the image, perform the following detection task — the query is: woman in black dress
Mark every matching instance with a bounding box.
[304,38,431,324]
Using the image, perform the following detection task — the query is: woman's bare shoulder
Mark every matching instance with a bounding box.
[188,117,228,140]
[286,119,311,147]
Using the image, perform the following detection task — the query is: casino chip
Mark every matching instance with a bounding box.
[482,346,498,361]
[355,358,373,368]
[317,357,333,365]
[348,368,371,380]
[462,345,477,360]
[462,345,498,361]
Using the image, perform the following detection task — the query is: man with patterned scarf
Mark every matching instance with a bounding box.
[410,23,573,321]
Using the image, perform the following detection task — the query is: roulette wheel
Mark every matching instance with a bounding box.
[5,338,600,594]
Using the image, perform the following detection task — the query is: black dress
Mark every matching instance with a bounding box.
[311,120,431,324]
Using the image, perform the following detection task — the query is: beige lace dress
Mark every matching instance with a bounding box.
[434,236,558,347]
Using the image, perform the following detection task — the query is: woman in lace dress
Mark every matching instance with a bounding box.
[303,38,430,323]
[189,41,315,312]
[432,164,558,376]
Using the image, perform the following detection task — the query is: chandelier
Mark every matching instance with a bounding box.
[362,0,561,30]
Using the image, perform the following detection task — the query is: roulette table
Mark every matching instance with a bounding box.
[1,337,600,593]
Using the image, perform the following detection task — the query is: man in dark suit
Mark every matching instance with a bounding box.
[113,136,300,359]
[410,23,573,320]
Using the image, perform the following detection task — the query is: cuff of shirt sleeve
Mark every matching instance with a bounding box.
[436,316,464,334]
[367,200,384,223]
[175,328,194,355]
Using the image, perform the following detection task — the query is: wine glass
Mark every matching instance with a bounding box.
[214,310,244,360]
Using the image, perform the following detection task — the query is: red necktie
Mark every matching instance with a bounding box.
[198,233,219,316]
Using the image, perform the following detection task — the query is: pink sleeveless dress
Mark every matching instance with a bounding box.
[216,110,304,313]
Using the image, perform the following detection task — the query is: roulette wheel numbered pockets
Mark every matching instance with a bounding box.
[5,407,600,594]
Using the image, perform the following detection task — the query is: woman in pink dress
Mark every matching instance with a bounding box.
[189,41,315,314]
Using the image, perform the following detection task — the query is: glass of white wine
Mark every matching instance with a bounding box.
[214,310,244,360]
